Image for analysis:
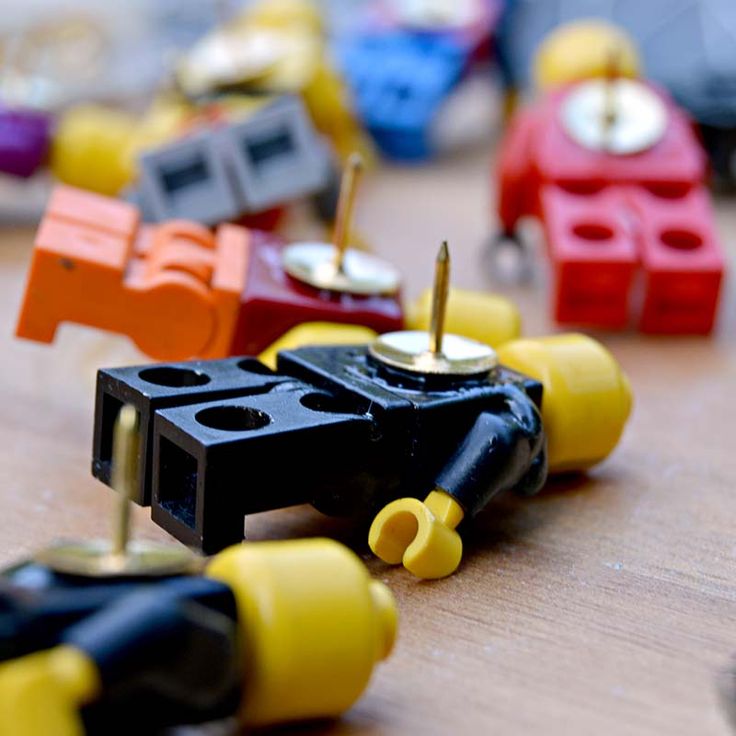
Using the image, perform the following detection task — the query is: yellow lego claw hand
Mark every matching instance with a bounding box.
[0,646,99,736]
[369,490,465,580]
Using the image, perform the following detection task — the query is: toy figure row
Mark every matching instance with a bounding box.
[0,0,369,229]
[7,143,637,732]
[0,0,494,188]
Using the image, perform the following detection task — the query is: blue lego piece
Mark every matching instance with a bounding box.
[338,31,468,161]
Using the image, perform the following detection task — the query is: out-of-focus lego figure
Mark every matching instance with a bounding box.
[496,0,736,188]
[337,0,501,161]
[495,20,726,334]
[175,0,372,166]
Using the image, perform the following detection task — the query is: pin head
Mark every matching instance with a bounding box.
[36,540,202,578]
[282,151,401,295]
[282,242,401,295]
[37,404,198,578]
[369,330,497,376]
[175,26,287,97]
[560,77,667,155]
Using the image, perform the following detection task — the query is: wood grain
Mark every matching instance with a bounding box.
[0,137,734,735]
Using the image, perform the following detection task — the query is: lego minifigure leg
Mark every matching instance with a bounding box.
[627,185,725,334]
[540,184,638,329]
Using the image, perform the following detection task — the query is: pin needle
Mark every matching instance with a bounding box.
[332,152,364,272]
[602,45,621,150]
[429,241,450,355]
[110,404,139,559]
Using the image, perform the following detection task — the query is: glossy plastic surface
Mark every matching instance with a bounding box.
[369,489,464,579]
[209,539,396,725]
[496,82,725,333]
[497,334,632,472]
[0,646,98,736]
[0,538,396,732]
[407,286,521,347]
[258,321,378,369]
[231,233,403,355]
[15,186,247,361]
[533,20,640,90]
[0,107,51,179]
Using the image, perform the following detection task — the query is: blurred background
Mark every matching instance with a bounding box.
[0,0,734,221]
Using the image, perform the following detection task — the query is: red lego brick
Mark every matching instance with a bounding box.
[496,107,539,233]
[230,233,405,355]
[627,185,725,334]
[540,184,638,328]
[532,84,705,188]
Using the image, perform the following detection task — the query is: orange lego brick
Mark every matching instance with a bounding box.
[47,184,140,236]
[16,186,247,360]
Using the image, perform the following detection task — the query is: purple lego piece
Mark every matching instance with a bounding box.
[0,107,52,178]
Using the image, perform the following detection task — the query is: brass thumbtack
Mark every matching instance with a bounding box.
[281,153,400,295]
[369,241,497,376]
[37,405,199,578]
[332,152,364,273]
[559,44,667,155]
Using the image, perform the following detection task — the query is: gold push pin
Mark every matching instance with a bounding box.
[281,153,401,295]
[369,242,497,376]
[559,47,667,156]
[37,405,199,578]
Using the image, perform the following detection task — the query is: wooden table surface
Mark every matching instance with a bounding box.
[1,137,735,735]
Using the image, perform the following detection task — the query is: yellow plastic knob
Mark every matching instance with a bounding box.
[0,646,99,736]
[51,105,139,196]
[258,321,377,369]
[407,287,521,349]
[207,538,397,726]
[534,20,641,91]
[497,334,632,473]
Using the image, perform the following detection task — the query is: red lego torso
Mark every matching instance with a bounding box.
[230,233,405,355]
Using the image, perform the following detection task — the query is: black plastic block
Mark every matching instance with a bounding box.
[92,357,291,505]
[150,384,376,553]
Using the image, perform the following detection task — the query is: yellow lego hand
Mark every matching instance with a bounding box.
[369,490,464,580]
[0,646,99,736]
